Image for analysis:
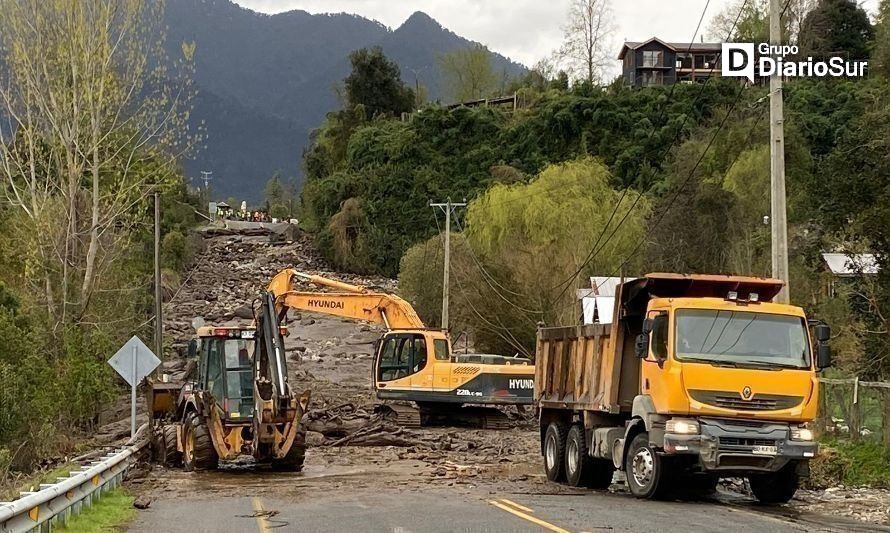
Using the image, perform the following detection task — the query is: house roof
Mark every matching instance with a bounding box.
[618,38,722,59]
[822,253,879,275]
[215,201,231,208]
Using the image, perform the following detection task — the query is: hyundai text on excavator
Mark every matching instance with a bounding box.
[146,282,311,471]
[266,269,535,427]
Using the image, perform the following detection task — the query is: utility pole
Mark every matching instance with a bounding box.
[430,199,466,330]
[769,0,790,303]
[199,170,213,192]
[154,192,163,359]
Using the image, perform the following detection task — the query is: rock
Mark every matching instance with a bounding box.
[301,318,316,326]
[233,306,254,319]
[133,496,152,509]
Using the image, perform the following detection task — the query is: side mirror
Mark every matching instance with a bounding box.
[814,324,831,343]
[817,344,832,369]
[635,333,649,359]
[187,339,197,359]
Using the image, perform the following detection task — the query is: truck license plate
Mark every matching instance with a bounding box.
[752,445,777,456]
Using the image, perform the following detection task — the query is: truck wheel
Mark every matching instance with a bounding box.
[544,421,568,482]
[565,424,614,489]
[749,464,798,504]
[182,412,218,472]
[565,425,588,487]
[272,425,307,472]
[625,432,672,499]
[157,424,182,467]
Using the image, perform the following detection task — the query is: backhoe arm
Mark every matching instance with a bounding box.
[267,269,426,329]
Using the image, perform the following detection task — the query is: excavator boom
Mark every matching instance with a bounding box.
[264,268,535,426]
[267,269,426,329]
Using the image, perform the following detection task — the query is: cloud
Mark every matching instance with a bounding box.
[232,0,881,72]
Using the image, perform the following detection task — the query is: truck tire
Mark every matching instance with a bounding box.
[749,464,798,504]
[544,421,568,482]
[565,424,614,489]
[625,432,672,499]
[157,424,182,467]
[271,425,307,472]
[182,412,218,471]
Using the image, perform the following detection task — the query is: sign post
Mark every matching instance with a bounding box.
[108,336,161,439]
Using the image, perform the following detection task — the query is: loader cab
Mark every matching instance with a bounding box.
[194,327,257,421]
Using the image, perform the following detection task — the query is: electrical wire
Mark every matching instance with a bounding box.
[432,210,532,356]
[543,0,754,308]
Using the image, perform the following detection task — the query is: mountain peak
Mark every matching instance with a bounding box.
[398,11,442,31]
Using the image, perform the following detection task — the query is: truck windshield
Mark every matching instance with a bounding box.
[675,309,810,369]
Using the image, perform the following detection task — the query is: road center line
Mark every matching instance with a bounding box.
[498,498,535,513]
[487,499,570,533]
[252,497,270,533]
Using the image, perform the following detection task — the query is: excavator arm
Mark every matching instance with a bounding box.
[266,269,426,330]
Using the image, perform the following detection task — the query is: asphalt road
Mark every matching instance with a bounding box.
[127,488,885,533]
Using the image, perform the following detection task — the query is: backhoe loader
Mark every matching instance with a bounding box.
[266,269,535,428]
[147,284,311,471]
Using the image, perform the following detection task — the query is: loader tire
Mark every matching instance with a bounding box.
[272,425,307,472]
[182,412,218,472]
[157,424,182,468]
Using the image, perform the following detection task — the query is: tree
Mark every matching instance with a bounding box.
[344,47,415,117]
[798,0,873,59]
[707,0,814,43]
[464,158,650,341]
[556,0,615,84]
[873,0,890,77]
[438,45,498,102]
[0,0,198,330]
[264,174,297,220]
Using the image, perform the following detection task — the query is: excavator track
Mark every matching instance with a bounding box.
[377,402,513,429]
[377,403,423,428]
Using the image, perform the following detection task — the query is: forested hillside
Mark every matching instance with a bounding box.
[164,0,526,199]
[0,1,206,472]
[300,0,890,407]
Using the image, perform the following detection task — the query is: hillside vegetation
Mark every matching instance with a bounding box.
[300,3,890,433]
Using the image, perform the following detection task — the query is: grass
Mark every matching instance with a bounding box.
[0,463,74,501]
[816,438,890,488]
[56,488,137,533]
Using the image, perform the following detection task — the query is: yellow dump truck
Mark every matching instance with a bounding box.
[535,273,831,503]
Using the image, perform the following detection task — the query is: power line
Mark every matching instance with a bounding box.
[451,216,541,321]
[432,211,531,356]
[544,0,754,307]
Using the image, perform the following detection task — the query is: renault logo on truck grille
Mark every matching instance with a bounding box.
[741,386,753,400]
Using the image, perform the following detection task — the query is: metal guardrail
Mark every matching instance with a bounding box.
[0,436,148,533]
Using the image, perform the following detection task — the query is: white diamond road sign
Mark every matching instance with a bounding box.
[108,335,161,387]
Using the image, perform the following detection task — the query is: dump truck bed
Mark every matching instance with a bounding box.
[535,323,637,414]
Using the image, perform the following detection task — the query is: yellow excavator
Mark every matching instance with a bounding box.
[267,269,535,428]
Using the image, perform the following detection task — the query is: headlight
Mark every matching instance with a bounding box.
[791,426,814,441]
[666,418,700,435]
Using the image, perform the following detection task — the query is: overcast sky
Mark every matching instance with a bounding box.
[233,0,879,68]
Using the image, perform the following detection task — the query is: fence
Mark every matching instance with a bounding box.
[817,377,890,444]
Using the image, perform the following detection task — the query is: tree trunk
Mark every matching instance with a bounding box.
[80,146,101,314]
[883,388,890,447]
